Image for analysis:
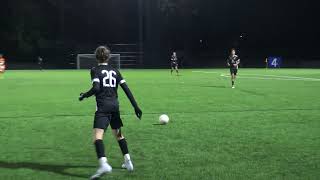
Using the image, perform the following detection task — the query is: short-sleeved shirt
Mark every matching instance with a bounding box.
[90,64,126,113]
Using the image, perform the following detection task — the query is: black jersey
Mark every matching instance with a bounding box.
[90,64,125,113]
[227,55,240,69]
[38,58,43,65]
[171,55,178,65]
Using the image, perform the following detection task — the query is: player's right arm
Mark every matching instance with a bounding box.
[79,68,101,101]
[236,57,240,65]
[234,56,240,67]
[117,70,142,119]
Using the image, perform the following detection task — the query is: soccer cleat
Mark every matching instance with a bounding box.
[232,86,235,88]
[90,162,112,179]
[121,159,134,171]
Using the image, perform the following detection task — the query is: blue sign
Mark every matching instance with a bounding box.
[268,57,282,68]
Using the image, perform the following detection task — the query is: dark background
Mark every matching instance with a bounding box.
[1,0,320,69]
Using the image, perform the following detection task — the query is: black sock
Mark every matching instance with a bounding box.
[232,81,234,86]
[94,139,105,159]
[118,139,129,155]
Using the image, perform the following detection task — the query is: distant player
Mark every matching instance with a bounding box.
[227,48,240,88]
[79,46,142,179]
[265,58,268,69]
[0,54,6,75]
[38,56,43,70]
[170,52,179,75]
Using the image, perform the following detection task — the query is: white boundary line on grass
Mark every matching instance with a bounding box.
[220,74,320,81]
[192,70,320,82]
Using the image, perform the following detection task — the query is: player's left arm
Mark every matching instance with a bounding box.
[79,68,100,101]
[117,71,142,119]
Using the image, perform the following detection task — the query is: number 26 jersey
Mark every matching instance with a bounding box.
[90,64,126,112]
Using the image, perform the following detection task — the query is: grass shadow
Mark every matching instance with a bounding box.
[152,123,166,126]
[0,161,94,179]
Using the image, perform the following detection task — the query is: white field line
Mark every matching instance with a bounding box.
[192,70,320,82]
[220,74,320,82]
[238,73,320,80]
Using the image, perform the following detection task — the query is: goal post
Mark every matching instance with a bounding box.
[76,54,121,69]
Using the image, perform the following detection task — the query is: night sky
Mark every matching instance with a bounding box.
[0,0,319,65]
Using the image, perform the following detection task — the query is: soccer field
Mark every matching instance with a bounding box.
[0,69,319,180]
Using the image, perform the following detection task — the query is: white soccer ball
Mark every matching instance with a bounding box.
[159,114,169,124]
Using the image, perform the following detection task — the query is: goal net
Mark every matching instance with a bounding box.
[77,54,121,69]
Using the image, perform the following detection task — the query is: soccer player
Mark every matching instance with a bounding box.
[170,52,179,75]
[265,58,268,69]
[38,56,43,70]
[0,54,6,75]
[227,48,240,88]
[79,46,142,179]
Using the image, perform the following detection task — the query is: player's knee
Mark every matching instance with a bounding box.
[93,136,103,144]
[93,138,103,144]
[117,134,124,140]
[93,135,103,142]
[93,129,104,142]
[112,129,124,140]
[116,132,124,140]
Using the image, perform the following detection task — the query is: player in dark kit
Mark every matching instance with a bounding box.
[79,46,142,179]
[0,54,6,75]
[227,48,240,88]
[38,56,43,70]
[170,52,179,75]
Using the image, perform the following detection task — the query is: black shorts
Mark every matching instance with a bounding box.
[93,111,123,130]
[171,63,178,68]
[230,68,238,75]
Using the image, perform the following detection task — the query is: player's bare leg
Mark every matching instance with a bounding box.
[175,66,179,76]
[231,74,235,88]
[112,129,133,171]
[171,67,174,75]
[90,128,112,179]
[0,63,5,78]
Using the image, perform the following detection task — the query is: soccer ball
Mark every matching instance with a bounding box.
[159,114,169,124]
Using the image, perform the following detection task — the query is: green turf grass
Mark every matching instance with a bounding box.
[0,69,319,180]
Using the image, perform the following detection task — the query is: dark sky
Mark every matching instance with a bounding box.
[162,0,319,46]
[1,0,319,58]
